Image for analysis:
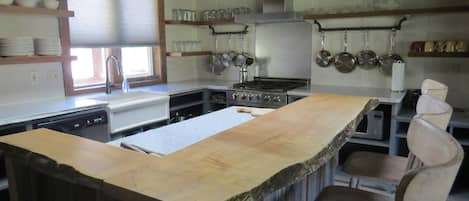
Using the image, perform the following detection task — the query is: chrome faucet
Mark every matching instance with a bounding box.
[105,56,129,94]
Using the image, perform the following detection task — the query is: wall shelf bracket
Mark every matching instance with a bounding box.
[209,25,249,35]
[314,17,408,32]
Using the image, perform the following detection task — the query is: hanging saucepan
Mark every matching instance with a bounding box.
[233,34,248,67]
[315,32,333,68]
[357,31,378,70]
[210,35,226,75]
[334,31,357,73]
[378,30,403,75]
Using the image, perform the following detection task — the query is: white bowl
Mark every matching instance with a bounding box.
[0,0,14,6]
[43,0,58,9]
[15,0,39,7]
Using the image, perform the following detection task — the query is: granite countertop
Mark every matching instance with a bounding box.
[0,97,107,126]
[288,85,407,104]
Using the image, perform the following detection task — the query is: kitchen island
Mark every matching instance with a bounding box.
[0,94,377,201]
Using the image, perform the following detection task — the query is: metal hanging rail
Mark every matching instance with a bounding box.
[314,17,408,32]
[209,25,249,35]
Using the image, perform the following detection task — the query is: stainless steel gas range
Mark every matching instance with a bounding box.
[227,77,309,108]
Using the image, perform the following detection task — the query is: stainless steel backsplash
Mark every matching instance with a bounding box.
[255,22,312,79]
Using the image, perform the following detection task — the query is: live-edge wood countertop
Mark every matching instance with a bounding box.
[0,94,378,201]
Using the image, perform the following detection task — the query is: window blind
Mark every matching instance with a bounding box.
[68,0,159,48]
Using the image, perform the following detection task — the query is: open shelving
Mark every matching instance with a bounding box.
[0,56,77,65]
[165,19,237,26]
[0,5,74,17]
[166,51,212,57]
[304,6,469,20]
[349,137,390,148]
[408,52,469,58]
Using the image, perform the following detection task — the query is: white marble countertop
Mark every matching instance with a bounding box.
[0,97,107,126]
[0,80,234,127]
[0,79,406,127]
[136,79,237,95]
[288,85,407,104]
[108,106,255,155]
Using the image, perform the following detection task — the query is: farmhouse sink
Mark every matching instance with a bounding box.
[91,91,169,134]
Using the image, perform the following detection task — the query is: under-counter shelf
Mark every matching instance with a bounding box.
[349,137,390,148]
[304,6,469,20]
[0,5,74,17]
[166,51,212,57]
[0,56,77,65]
[0,177,7,191]
[165,19,237,26]
[408,52,469,58]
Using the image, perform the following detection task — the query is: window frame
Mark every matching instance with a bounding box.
[60,0,167,96]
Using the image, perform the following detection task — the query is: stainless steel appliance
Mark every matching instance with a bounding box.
[354,110,385,140]
[33,109,110,142]
[235,0,303,24]
[228,77,308,108]
[255,22,312,79]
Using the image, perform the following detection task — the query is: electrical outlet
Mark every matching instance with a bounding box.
[47,71,59,81]
[30,71,39,85]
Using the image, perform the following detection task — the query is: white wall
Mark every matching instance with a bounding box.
[0,14,64,105]
[191,0,469,108]
[294,0,469,109]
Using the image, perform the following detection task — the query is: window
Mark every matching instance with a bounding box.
[121,47,154,79]
[64,0,166,95]
[71,48,105,87]
[70,47,163,91]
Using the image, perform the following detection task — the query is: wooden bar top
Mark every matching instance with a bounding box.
[0,94,377,201]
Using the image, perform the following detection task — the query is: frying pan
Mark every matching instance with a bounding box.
[357,31,378,70]
[378,30,403,75]
[315,32,333,68]
[334,31,357,73]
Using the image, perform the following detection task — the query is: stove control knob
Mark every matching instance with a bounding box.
[252,94,261,101]
[232,93,239,100]
[241,94,248,101]
[263,96,272,102]
[273,96,282,103]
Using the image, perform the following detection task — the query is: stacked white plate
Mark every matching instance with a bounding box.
[34,38,62,56]
[0,37,35,57]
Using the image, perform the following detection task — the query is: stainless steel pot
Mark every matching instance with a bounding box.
[357,31,378,70]
[315,32,333,68]
[334,31,357,73]
[378,30,403,75]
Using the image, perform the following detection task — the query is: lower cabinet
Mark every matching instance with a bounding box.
[169,90,228,124]
[0,123,27,199]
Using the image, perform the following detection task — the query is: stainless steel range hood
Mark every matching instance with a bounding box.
[235,0,303,24]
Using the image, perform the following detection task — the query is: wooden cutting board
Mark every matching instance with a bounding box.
[237,107,275,117]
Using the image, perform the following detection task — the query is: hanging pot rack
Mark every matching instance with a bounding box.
[209,25,249,35]
[314,17,408,32]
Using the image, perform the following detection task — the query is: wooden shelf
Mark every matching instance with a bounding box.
[166,51,212,57]
[0,56,77,65]
[0,5,74,17]
[165,19,237,26]
[408,52,469,58]
[349,137,390,148]
[304,6,469,20]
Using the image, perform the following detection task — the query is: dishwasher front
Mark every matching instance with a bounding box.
[33,109,110,143]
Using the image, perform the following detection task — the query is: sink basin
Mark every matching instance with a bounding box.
[91,91,169,134]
